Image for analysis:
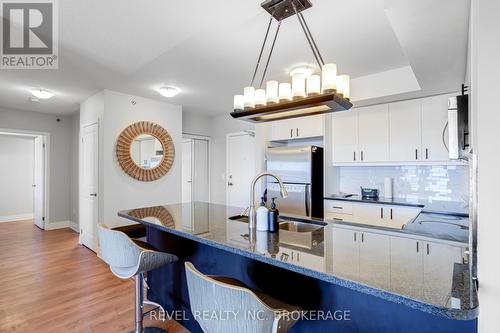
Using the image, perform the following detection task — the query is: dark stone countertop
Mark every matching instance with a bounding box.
[118,202,478,321]
[324,194,469,216]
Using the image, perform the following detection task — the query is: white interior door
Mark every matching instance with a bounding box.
[226,132,255,208]
[80,123,99,251]
[182,140,193,203]
[192,139,209,202]
[33,136,45,229]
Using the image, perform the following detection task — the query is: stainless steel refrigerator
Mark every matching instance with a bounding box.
[266,146,323,218]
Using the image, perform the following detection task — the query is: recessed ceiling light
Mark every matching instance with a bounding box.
[289,66,315,77]
[158,86,180,98]
[30,88,54,100]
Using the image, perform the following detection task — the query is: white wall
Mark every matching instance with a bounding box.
[80,90,183,228]
[0,135,34,220]
[471,0,500,331]
[182,111,212,137]
[0,108,73,224]
[70,112,80,228]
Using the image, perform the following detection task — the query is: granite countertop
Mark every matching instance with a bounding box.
[118,202,478,320]
[324,194,469,216]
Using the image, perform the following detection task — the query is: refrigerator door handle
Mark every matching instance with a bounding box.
[305,184,311,217]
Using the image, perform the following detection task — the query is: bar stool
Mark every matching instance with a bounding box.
[185,262,301,333]
[98,224,178,333]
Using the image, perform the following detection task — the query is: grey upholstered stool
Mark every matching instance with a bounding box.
[98,224,178,333]
[185,262,300,333]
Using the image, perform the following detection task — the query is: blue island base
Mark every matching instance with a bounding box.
[146,226,477,333]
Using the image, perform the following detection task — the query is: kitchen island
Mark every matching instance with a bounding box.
[118,202,478,333]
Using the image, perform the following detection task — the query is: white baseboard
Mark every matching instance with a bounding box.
[69,221,79,233]
[0,213,34,223]
[45,220,72,230]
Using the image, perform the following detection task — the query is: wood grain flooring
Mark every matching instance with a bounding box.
[0,220,189,333]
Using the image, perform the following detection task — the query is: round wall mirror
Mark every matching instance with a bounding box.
[130,134,164,169]
[116,121,175,182]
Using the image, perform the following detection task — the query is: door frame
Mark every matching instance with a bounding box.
[225,131,255,207]
[0,128,50,228]
[79,121,99,250]
[182,134,211,203]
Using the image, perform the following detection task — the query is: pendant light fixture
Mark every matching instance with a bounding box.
[231,0,352,123]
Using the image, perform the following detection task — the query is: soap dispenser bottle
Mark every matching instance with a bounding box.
[268,198,279,233]
[256,197,269,231]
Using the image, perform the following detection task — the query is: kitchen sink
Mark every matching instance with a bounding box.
[279,221,323,233]
[228,215,325,249]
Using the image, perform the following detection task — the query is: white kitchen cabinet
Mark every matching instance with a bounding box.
[383,205,421,229]
[324,200,420,229]
[352,203,385,227]
[331,94,453,164]
[269,115,323,141]
[389,99,422,162]
[357,104,390,162]
[421,95,450,161]
[359,232,391,289]
[332,227,360,280]
[390,237,424,298]
[423,242,464,305]
[332,110,358,162]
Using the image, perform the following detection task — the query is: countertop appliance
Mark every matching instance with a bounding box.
[266,146,323,218]
[360,187,379,199]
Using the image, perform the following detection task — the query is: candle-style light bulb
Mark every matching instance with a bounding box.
[233,95,244,111]
[337,75,350,99]
[307,74,321,96]
[255,89,267,107]
[278,83,292,102]
[322,63,337,93]
[292,73,306,99]
[243,86,255,109]
[266,80,279,104]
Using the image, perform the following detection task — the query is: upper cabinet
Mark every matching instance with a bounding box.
[357,104,390,162]
[332,94,453,164]
[269,114,324,141]
[331,110,358,162]
[389,99,422,162]
[421,95,450,161]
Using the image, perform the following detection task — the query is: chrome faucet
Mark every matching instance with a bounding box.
[248,172,288,230]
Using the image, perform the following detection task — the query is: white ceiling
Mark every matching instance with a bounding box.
[0,0,470,116]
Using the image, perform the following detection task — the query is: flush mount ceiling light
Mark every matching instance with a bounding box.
[158,86,180,98]
[30,88,54,100]
[231,0,352,123]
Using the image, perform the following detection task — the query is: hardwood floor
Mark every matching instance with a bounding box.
[0,220,189,333]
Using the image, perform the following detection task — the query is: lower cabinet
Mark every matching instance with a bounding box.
[389,235,465,304]
[331,226,466,305]
[277,247,325,271]
[390,237,424,298]
[359,232,391,289]
[332,227,390,289]
[324,199,421,229]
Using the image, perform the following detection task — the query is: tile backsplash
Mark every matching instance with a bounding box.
[337,165,469,203]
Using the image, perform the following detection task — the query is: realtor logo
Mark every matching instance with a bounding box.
[1,0,58,69]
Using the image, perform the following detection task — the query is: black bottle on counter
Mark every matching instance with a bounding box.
[268,198,279,233]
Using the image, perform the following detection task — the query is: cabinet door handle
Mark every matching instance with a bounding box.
[361,151,364,161]
[332,206,343,209]
[415,149,418,160]
[354,232,357,242]
[290,129,293,138]
[354,151,356,161]
[416,242,419,253]
[390,208,393,220]
[426,243,430,255]
[361,233,364,243]
[426,148,429,160]
[296,128,299,137]
[380,208,384,219]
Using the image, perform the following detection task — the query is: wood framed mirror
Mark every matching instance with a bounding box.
[116,121,175,182]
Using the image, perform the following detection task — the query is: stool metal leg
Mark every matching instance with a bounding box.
[129,273,167,333]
